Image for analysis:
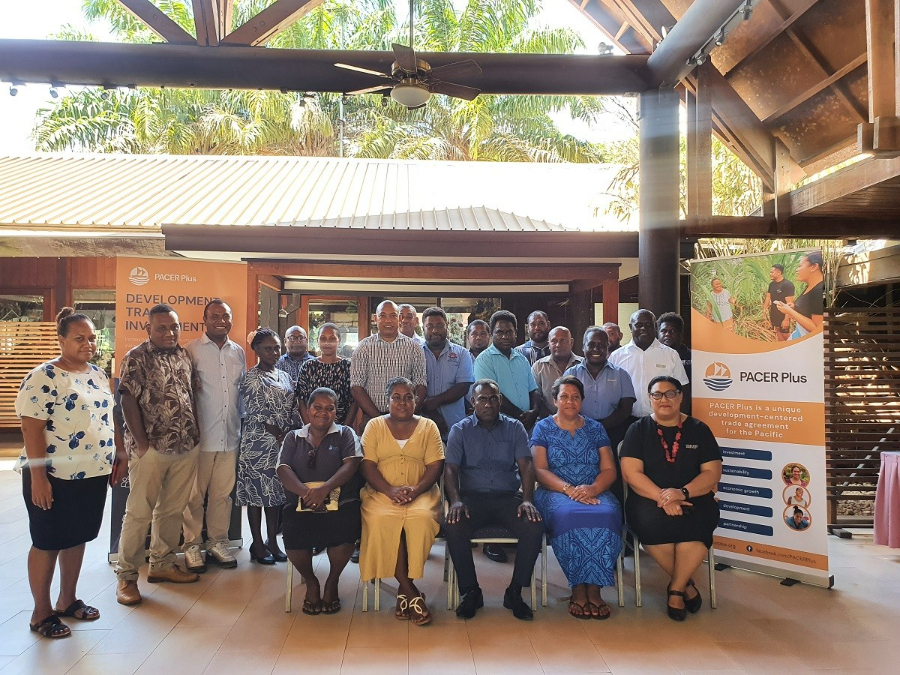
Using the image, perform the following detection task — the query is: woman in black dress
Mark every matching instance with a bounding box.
[277,387,362,615]
[620,376,722,621]
[296,323,357,426]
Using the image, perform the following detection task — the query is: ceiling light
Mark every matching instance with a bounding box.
[49,87,59,98]
[391,81,431,109]
[9,85,18,97]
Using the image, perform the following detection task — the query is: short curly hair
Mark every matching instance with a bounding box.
[489,310,517,332]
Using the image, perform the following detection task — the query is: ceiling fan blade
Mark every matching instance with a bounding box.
[430,81,481,101]
[429,59,482,81]
[392,42,418,73]
[334,63,392,79]
[347,84,393,95]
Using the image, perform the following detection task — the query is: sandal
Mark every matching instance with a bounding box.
[407,595,432,626]
[322,598,341,614]
[30,614,71,639]
[302,599,323,615]
[55,599,100,621]
[587,600,611,620]
[395,594,409,620]
[568,600,591,620]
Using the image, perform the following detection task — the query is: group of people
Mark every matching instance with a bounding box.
[16,297,722,638]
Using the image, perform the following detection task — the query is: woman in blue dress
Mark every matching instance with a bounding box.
[532,375,622,620]
[237,328,295,565]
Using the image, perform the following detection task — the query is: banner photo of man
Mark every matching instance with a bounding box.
[690,250,832,588]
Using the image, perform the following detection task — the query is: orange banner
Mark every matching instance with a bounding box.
[693,397,825,446]
[714,535,829,571]
[115,258,248,368]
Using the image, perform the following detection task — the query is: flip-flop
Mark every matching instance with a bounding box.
[322,598,341,614]
[590,601,611,620]
[30,614,71,638]
[302,599,323,615]
[568,600,591,620]
[54,599,100,621]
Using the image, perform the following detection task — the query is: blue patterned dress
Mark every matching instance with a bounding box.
[237,366,295,507]
[531,416,622,587]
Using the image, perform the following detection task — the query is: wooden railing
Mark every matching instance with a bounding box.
[824,308,900,525]
[0,322,58,429]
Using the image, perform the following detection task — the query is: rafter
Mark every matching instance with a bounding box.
[192,0,220,46]
[222,0,324,47]
[762,53,867,124]
[117,0,195,44]
[218,0,234,38]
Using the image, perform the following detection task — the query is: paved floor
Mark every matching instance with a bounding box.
[0,461,899,674]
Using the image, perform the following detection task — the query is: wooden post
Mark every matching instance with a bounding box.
[602,277,619,325]
[639,88,681,317]
[774,139,794,233]
[860,0,900,153]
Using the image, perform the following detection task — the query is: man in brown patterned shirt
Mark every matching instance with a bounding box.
[115,304,202,606]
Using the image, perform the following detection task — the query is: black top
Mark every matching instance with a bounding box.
[793,281,824,321]
[620,416,721,491]
[278,425,362,506]
[768,278,796,324]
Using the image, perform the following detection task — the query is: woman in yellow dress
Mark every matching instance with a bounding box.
[359,377,444,626]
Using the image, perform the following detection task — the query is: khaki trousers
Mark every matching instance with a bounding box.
[116,447,199,581]
[182,450,237,547]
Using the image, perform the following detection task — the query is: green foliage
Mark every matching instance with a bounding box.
[34,0,605,163]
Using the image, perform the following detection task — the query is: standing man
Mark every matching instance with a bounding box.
[182,299,245,573]
[601,322,623,353]
[609,309,689,418]
[115,304,201,606]
[474,310,540,433]
[657,312,692,384]
[467,320,490,359]
[276,325,314,384]
[517,311,551,366]
[565,328,636,489]
[532,326,581,417]
[444,380,543,620]
[351,300,427,427]
[763,264,795,341]
[399,303,426,346]
[421,307,474,440]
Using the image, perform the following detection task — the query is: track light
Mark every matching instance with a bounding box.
[9,85,18,97]
[742,1,753,21]
[49,86,59,98]
[715,29,726,47]
[695,53,707,66]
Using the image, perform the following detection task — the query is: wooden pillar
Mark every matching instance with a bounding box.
[602,277,619,325]
[686,63,713,219]
[859,0,900,153]
[638,88,681,317]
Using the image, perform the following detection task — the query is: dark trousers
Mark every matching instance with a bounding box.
[444,492,544,594]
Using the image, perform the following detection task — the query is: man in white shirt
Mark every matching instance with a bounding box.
[182,299,246,572]
[609,309,689,418]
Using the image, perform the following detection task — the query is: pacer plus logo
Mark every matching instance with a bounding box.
[128,267,149,286]
[703,362,733,392]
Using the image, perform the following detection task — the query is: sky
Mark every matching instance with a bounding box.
[0,0,636,155]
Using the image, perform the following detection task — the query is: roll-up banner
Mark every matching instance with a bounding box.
[691,250,833,587]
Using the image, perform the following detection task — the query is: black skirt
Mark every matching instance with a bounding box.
[22,469,108,551]
[625,492,719,549]
[282,500,361,551]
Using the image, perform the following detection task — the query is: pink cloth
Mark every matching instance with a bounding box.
[874,451,900,548]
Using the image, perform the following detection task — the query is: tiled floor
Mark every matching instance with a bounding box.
[1,461,899,674]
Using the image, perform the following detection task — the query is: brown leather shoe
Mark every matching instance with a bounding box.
[116,580,142,606]
[147,566,200,584]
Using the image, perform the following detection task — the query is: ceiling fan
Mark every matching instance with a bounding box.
[334,0,482,109]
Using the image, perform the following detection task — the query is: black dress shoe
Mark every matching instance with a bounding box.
[456,587,484,619]
[666,589,687,621]
[503,588,533,620]
[685,580,702,614]
[250,548,276,565]
[483,544,508,563]
[265,540,288,563]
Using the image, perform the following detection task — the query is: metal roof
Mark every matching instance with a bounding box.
[0,154,624,232]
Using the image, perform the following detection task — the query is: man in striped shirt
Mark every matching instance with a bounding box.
[350,300,427,428]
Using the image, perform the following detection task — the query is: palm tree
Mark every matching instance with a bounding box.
[32,0,604,162]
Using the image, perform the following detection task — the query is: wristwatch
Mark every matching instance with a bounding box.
[680,486,690,500]
[562,483,572,494]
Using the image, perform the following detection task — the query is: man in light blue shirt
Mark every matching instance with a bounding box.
[474,310,540,431]
[421,307,474,440]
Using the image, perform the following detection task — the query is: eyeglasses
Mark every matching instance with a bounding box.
[649,390,681,400]
[286,335,307,342]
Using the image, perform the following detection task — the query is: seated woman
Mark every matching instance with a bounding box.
[359,377,444,626]
[277,387,363,615]
[620,376,723,622]
[532,375,622,620]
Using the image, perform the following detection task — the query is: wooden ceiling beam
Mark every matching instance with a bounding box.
[218,0,234,38]
[116,0,196,44]
[762,53,867,125]
[858,0,900,154]
[569,0,652,55]
[192,0,219,46]
[681,215,776,238]
[681,214,897,238]
[719,0,819,76]
[222,0,324,47]
[788,154,900,216]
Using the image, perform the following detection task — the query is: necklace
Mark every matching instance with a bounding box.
[656,419,683,463]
